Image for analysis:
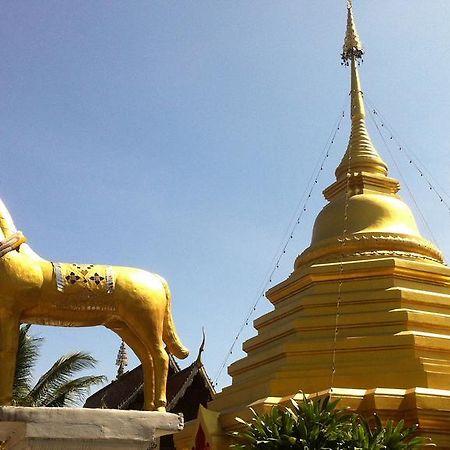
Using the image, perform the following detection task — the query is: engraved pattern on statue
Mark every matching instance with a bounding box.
[52,263,116,311]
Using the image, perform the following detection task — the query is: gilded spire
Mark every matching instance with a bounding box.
[335,3,388,181]
[296,1,443,267]
[341,1,364,63]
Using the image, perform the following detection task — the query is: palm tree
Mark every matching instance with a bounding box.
[12,325,106,407]
[231,396,432,450]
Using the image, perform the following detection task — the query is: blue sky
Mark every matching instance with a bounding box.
[1,1,449,393]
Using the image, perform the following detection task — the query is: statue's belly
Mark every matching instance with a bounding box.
[20,315,109,327]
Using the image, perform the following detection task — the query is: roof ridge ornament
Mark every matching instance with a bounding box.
[195,328,206,365]
[116,340,129,379]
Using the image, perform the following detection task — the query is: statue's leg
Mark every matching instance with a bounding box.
[0,312,20,406]
[109,323,155,411]
[150,342,169,412]
[131,322,168,412]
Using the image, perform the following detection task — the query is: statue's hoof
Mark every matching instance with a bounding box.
[156,406,166,412]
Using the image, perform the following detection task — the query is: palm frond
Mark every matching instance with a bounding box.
[43,375,106,407]
[26,352,100,406]
[12,327,106,408]
[12,325,43,406]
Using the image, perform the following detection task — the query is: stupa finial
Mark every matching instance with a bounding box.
[342,0,364,64]
[335,1,388,181]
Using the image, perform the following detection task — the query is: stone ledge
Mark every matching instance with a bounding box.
[0,406,183,450]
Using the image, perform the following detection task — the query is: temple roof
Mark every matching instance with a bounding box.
[84,354,215,418]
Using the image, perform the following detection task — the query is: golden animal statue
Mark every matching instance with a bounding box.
[0,199,189,411]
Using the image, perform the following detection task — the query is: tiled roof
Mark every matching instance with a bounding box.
[84,355,214,416]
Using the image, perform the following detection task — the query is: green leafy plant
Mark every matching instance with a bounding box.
[12,325,106,407]
[348,414,432,450]
[231,395,432,450]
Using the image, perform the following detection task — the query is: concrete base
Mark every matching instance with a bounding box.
[0,406,183,450]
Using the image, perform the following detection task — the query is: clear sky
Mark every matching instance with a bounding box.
[1,1,449,395]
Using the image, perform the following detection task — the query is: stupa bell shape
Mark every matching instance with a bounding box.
[296,7,442,269]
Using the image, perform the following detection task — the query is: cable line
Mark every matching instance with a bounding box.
[367,108,441,249]
[365,98,450,214]
[330,122,352,396]
[212,108,346,388]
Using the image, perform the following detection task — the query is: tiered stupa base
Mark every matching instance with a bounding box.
[211,257,450,405]
[184,257,450,449]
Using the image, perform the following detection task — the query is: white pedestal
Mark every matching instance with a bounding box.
[0,406,183,450]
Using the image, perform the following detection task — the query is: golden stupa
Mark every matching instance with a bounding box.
[176,4,450,449]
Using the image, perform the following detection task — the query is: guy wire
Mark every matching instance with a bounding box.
[367,108,441,249]
[329,117,352,397]
[366,98,450,213]
[212,107,346,388]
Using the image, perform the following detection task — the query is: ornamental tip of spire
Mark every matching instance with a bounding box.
[342,1,364,64]
[334,1,388,181]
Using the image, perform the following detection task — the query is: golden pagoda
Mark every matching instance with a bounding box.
[175,4,450,449]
